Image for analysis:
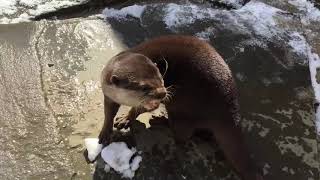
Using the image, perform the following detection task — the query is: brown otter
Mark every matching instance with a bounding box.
[99,35,263,180]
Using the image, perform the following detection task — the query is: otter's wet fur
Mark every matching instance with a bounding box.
[99,35,263,180]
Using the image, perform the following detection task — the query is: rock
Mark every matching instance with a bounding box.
[95,1,320,179]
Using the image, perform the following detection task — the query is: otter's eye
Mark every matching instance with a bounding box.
[110,75,130,87]
[141,85,152,92]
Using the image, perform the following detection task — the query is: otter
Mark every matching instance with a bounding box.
[99,35,263,180]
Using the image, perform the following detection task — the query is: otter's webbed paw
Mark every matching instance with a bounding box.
[114,115,132,130]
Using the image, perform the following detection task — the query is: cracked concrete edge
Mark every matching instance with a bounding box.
[33,22,54,117]
[34,21,77,177]
[0,21,79,179]
[32,20,90,178]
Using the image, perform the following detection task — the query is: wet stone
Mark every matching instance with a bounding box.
[93,1,320,180]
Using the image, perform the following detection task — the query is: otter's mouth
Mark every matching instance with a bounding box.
[139,86,170,111]
[141,99,161,112]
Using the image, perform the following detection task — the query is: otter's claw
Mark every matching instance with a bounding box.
[114,116,131,130]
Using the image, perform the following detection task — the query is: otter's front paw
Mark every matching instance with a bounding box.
[114,115,132,130]
[98,131,111,146]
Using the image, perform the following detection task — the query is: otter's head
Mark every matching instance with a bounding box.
[102,52,167,111]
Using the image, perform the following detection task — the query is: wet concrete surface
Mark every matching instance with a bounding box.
[0,19,127,179]
[0,0,319,180]
[0,22,75,179]
[0,0,89,24]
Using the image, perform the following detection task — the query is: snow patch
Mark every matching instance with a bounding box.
[84,139,142,178]
[195,27,216,41]
[101,142,142,179]
[219,0,243,8]
[19,0,45,8]
[101,142,135,177]
[102,5,146,20]
[0,0,88,24]
[0,17,11,24]
[101,142,142,178]
[84,138,102,161]
[162,1,283,39]
[236,1,282,38]
[0,0,18,16]
[0,13,31,24]
[28,0,88,16]
[288,0,320,24]
[288,32,320,134]
[288,32,308,55]
[74,20,115,49]
[164,3,219,29]
[102,1,282,42]
[10,13,31,23]
[130,156,142,171]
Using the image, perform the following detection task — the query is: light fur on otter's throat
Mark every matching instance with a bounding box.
[102,83,143,107]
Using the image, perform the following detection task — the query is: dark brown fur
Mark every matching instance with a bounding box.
[99,35,263,180]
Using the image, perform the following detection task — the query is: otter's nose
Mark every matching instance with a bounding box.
[154,88,167,99]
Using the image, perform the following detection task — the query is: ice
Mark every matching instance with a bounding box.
[28,0,88,16]
[163,1,283,38]
[101,142,142,179]
[195,27,216,41]
[83,138,143,177]
[219,0,243,8]
[289,0,320,24]
[236,1,283,38]
[101,142,135,172]
[102,5,146,20]
[84,138,102,162]
[0,17,11,24]
[164,3,219,29]
[19,0,45,8]
[10,13,31,24]
[0,0,18,16]
[102,1,282,39]
[288,32,308,55]
[0,0,88,24]
[130,156,142,171]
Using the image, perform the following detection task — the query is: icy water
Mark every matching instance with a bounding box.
[0,0,319,180]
